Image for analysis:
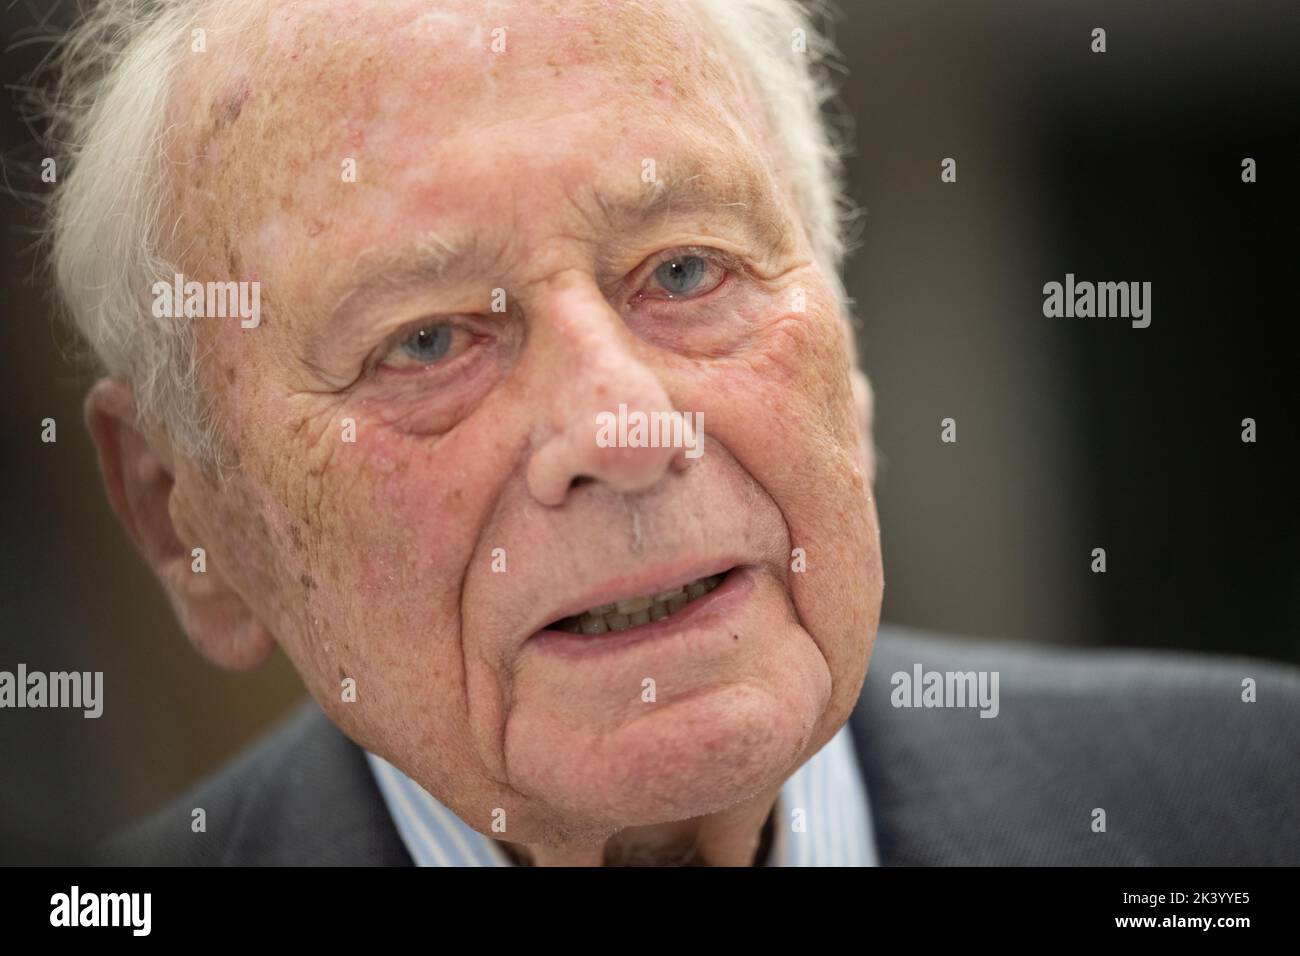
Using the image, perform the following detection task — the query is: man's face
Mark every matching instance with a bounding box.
[164,0,882,844]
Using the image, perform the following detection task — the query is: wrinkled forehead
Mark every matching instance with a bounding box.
[248,0,745,124]
[164,0,777,276]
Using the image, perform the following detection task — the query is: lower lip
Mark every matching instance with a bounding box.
[527,566,756,658]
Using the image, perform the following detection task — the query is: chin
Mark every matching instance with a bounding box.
[505,669,830,828]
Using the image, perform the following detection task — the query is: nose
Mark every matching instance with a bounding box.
[525,279,687,507]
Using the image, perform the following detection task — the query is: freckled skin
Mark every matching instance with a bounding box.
[159,0,883,864]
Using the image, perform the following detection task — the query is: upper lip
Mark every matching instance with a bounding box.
[528,556,743,635]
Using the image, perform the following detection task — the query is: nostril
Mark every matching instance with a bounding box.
[569,475,595,490]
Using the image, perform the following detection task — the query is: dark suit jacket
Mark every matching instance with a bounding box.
[95,624,1300,865]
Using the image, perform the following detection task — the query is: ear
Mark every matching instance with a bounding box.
[84,378,275,671]
[850,365,877,487]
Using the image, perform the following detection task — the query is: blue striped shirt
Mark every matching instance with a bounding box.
[365,721,877,866]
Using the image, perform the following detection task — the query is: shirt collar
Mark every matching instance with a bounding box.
[366,720,877,866]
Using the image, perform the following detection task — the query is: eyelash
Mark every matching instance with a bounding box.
[372,321,482,375]
[369,246,742,375]
[630,246,739,305]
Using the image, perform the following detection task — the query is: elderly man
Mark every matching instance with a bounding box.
[54,0,1296,867]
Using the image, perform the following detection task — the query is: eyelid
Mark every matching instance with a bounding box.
[640,245,742,278]
[629,245,743,299]
[368,316,479,374]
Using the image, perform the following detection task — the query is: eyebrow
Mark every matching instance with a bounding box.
[584,159,789,243]
[323,157,791,328]
[326,231,479,326]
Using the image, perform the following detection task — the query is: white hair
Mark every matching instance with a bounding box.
[44,0,854,462]
[47,0,214,458]
[694,0,854,288]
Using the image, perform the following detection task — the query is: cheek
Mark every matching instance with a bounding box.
[678,298,878,710]
[287,420,511,683]
[307,440,484,637]
[700,299,861,479]
[230,420,535,831]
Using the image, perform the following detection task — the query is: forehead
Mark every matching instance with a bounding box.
[250,0,740,131]
[168,0,777,278]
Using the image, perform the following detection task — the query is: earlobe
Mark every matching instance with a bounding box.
[84,379,275,672]
[162,556,277,671]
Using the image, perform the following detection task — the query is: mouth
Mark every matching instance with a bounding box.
[526,561,754,655]
[545,570,730,635]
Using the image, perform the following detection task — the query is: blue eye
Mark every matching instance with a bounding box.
[400,325,454,364]
[652,255,710,297]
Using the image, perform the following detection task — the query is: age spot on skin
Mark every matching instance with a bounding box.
[218,84,251,130]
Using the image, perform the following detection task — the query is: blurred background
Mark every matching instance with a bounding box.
[2,0,1297,863]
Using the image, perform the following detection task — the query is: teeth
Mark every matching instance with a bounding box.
[550,573,727,635]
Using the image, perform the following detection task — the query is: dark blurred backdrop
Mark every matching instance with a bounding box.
[2,0,1297,863]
